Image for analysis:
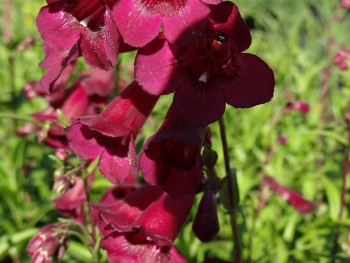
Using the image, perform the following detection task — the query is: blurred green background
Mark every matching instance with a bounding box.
[1,0,350,262]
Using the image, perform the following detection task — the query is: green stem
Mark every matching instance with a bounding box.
[218,116,242,263]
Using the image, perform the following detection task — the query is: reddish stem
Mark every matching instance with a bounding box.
[330,114,350,262]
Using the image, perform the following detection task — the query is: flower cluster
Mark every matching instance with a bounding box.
[27,0,275,262]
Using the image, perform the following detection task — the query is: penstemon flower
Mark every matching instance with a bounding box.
[28,1,277,262]
[112,0,214,47]
[93,185,193,262]
[140,105,205,198]
[37,0,119,91]
[135,2,274,126]
[67,81,159,184]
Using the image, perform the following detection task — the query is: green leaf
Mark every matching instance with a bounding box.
[219,168,240,210]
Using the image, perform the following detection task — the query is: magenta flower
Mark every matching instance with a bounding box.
[333,48,350,70]
[261,176,314,214]
[28,223,68,263]
[37,0,119,91]
[67,81,159,184]
[21,68,115,149]
[112,0,214,47]
[136,2,275,127]
[140,105,205,198]
[93,185,192,263]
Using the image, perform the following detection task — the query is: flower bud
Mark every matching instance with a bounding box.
[193,191,219,242]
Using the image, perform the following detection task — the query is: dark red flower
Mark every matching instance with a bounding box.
[135,2,274,127]
[112,0,213,47]
[67,81,159,184]
[37,0,119,91]
[93,185,192,263]
[192,190,219,242]
[140,105,205,198]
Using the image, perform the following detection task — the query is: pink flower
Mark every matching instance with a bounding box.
[285,100,310,114]
[112,0,215,47]
[341,0,350,9]
[67,81,159,184]
[261,176,314,214]
[93,185,192,263]
[28,223,69,263]
[135,2,274,126]
[140,105,205,198]
[276,134,288,145]
[37,0,119,91]
[19,68,115,149]
[333,48,350,70]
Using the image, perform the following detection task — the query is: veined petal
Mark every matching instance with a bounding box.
[112,0,162,47]
[36,2,81,51]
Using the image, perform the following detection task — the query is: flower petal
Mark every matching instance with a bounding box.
[98,137,137,184]
[210,2,251,52]
[67,123,104,159]
[163,0,210,46]
[174,81,226,127]
[135,38,181,95]
[36,2,80,51]
[223,53,275,108]
[112,0,162,47]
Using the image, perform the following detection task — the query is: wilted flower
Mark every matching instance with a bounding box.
[136,2,274,126]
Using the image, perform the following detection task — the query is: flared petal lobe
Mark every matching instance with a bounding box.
[222,54,275,108]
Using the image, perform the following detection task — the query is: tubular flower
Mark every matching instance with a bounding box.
[135,2,275,127]
[140,105,205,198]
[37,0,119,91]
[67,81,159,184]
[112,0,215,47]
[93,185,192,263]
[261,176,314,214]
[21,68,115,150]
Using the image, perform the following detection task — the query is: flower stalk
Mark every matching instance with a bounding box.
[218,116,242,263]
